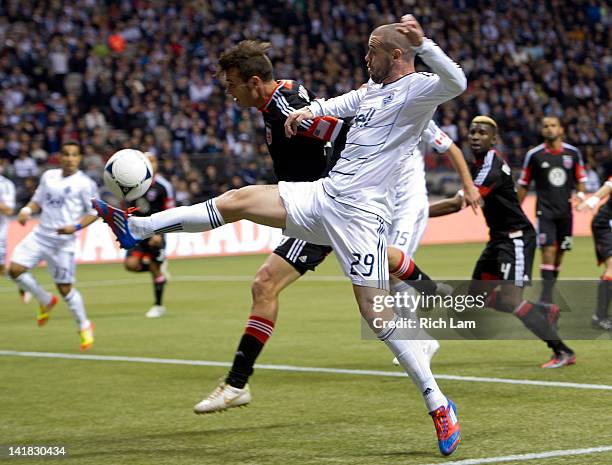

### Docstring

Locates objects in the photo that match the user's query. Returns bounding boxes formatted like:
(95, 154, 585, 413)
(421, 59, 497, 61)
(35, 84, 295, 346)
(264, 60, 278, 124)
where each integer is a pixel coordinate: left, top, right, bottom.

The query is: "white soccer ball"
(103, 149, 153, 201)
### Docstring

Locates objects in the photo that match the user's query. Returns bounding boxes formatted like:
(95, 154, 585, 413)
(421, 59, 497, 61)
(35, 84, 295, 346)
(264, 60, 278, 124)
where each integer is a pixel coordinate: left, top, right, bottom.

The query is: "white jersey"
(0, 175, 16, 239)
(31, 169, 97, 246)
(308, 39, 466, 223)
(399, 119, 454, 199)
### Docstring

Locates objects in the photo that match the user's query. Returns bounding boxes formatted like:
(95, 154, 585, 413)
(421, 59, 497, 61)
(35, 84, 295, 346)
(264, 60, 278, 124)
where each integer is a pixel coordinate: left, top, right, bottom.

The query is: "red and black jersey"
(258, 80, 347, 182)
(127, 174, 175, 216)
(518, 142, 586, 218)
(600, 176, 612, 216)
(472, 149, 533, 237)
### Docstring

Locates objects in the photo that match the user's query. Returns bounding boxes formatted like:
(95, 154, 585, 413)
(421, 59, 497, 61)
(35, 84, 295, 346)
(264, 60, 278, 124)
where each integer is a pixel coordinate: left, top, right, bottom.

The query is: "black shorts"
(126, 236, 166, 264)
(273, 237, 332, 274)
(536, 216, 573, 250)
(472, 230, 536, 287)
(592, 210, 612, 264)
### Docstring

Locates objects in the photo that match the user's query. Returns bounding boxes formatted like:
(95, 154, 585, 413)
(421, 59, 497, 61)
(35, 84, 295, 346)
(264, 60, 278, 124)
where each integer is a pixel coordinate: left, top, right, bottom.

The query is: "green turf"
(1, 237, 611, 464)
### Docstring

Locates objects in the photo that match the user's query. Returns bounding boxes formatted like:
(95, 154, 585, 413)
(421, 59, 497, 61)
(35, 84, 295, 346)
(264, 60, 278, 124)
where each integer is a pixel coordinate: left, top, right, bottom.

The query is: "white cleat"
(194, 381, 251, 414)
(392, 339, 441, 366)
(145, 305, 166, 318)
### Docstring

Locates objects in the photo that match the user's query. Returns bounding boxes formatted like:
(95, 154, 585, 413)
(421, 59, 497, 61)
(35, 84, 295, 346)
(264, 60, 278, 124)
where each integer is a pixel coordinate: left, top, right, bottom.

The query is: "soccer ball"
(103, 149, 153, 201)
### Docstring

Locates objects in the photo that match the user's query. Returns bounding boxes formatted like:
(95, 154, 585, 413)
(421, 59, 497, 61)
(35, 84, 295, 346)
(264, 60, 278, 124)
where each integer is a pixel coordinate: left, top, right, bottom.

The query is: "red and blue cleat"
(430, 398, 461, 456)
(92, 198, 141, 249)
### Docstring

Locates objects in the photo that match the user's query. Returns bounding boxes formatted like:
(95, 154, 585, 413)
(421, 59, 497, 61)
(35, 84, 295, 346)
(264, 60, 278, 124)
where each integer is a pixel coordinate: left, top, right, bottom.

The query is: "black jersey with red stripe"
(259, 80, 347, 182)
(472, 149, 533, 236)
(518, 142, 586, 218)
(127, 174, 175, 216)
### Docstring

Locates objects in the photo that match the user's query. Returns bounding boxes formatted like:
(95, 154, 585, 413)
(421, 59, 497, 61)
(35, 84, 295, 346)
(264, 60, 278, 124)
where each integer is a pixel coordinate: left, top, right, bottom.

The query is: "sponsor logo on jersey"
(353, 108, 376, 128)
(562, 155, 573, 169)
(548, 167, 567, 187)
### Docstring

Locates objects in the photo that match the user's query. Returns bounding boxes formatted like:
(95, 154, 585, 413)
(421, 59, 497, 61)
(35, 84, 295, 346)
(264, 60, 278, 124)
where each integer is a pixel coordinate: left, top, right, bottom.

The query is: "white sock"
(14, 273, 51, 306)
(64, 288, 90, 330)
(392, 280, 436, 342)
(128, 199, 225, 239)
(378, 319, 447, 412)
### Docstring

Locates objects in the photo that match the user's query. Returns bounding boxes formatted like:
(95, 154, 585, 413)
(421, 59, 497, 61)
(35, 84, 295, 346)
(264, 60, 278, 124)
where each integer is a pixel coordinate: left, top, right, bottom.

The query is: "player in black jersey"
(578, 175, 612, 330)
(517, 117, 586, 305)
(430, 116, 576, 368)
(124, 152, 175, 318)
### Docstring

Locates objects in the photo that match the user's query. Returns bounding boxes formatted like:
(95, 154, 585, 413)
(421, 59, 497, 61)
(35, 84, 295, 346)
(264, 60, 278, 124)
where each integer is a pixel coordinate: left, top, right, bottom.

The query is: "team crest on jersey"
(562, 155, 573, 169)
(548, 167, 567, 186)
(266, 126, 272, 144)
(382, 92, 395, 107)
(146, 189, 158, 201)
(541, 161, 550, 168)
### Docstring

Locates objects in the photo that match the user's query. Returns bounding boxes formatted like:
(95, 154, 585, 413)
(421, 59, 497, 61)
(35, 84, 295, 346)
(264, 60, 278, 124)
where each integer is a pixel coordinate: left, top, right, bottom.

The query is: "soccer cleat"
(194, 381, 251, 414)
(430, 398, 461, 456)
(79, 322, 95, 351)
(37, 294, 58, 326)
(91, 198, 140, 249)
(541, 351, 576, 369)
(392, 339, 440, 366)
(592, 315, 612, 331)
(146, 305, 166, 318)
(19, 289, 32, 304)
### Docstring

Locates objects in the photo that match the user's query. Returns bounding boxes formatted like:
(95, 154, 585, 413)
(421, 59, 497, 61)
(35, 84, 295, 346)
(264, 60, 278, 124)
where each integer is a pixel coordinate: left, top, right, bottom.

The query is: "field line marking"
(419, 445, 612, 465)
(1, 350, 612, 391)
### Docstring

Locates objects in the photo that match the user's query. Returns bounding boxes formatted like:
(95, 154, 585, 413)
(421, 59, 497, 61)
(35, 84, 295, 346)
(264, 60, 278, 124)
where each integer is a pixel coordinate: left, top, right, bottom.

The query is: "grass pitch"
(1, 237, 612, 464)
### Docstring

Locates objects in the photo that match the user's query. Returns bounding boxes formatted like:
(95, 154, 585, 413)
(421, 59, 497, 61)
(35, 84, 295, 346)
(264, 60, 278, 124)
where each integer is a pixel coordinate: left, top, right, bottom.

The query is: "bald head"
(370, 23, 415, 62)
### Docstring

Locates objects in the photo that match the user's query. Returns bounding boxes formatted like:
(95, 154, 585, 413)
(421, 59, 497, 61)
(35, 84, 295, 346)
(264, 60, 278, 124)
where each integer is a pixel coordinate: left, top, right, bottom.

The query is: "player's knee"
(57, 284, 72, 297)
(251, 265, 279, 304)
(8, 263, 25, 280)
(124, 257, 141, 272)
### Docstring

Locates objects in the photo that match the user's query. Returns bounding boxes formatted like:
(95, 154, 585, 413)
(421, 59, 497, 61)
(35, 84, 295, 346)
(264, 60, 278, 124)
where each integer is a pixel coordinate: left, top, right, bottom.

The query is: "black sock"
(154, 277, 166, 305)
(540, 268, 556, 303)
(226, 334, 265, 389)
(596, 279, 612, 319)
(226, 316, 274, 389)
(404, 262, 437, 296)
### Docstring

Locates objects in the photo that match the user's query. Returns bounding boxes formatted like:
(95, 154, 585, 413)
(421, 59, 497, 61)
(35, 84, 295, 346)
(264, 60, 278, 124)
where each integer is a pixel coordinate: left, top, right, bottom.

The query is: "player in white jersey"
(389, 120, 479, 361)
(94, 15, 465, 455)
(0, 169, 16, 275)
(8, 141, 99, 351)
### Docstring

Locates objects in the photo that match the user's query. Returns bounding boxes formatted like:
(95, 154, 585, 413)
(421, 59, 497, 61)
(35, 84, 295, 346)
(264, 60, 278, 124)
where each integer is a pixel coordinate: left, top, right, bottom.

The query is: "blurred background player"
(517, 117, 587, 305)
(578, 175, 612, 330)
(7, 141, 98, 350)
(124, 152, 175, 318)
(431, 116, 576, 368)
(0, 166, 16, 277)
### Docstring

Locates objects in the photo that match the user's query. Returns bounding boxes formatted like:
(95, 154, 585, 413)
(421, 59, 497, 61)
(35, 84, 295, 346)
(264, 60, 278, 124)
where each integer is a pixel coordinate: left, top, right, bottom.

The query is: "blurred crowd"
(0, 0, 609, 207)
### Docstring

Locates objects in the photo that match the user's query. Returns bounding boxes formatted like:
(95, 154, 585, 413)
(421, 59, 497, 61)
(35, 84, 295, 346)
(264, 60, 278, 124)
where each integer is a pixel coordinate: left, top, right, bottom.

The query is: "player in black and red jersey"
(125, 152, 175, 318)
(517, 117, 586, 305)
(578, 174, 612, 330)
(430, 116, 576, 368)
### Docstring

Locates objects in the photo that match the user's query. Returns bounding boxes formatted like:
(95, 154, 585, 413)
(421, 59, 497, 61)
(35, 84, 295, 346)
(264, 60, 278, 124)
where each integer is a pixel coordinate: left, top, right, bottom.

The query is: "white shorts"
(278, 179, 389, 290)
(388, 190, 429, 257)
(11, 232, 77, 283)
(0, 238, 6, 268)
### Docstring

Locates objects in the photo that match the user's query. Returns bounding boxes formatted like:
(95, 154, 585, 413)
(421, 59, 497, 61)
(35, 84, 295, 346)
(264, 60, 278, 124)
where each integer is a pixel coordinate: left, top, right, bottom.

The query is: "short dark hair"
(218, 40, 274, 82)
(62, 140, 81, 152)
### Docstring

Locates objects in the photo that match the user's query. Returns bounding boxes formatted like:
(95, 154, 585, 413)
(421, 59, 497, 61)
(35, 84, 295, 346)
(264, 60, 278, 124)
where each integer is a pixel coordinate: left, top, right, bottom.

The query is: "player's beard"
(369, 57, 393, 84)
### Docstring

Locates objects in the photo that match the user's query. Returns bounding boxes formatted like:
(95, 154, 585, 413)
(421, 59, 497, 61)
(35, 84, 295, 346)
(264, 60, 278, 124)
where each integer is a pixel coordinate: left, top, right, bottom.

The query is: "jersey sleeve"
(31, 171, 48, 205)
(517, 150, 535, 186)
(573, 148, 587, 183)
(422, 120, 453, 153)
(81, 177, 99, 216)
(308, 85, 367, 119)
(0, 179, 16, 210)
(406, 39, 467, 106)
(163, 182, 175, 210)
(473, 153, 501, 198)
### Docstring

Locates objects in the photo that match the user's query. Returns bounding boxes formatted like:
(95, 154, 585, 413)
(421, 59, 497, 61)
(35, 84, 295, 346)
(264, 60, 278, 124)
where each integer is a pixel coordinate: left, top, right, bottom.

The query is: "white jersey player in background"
(390, 120, 478, 362)
(8, 141, 98, 351)
(0, 167, 16, 275)
(94, 15, 466, 456)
